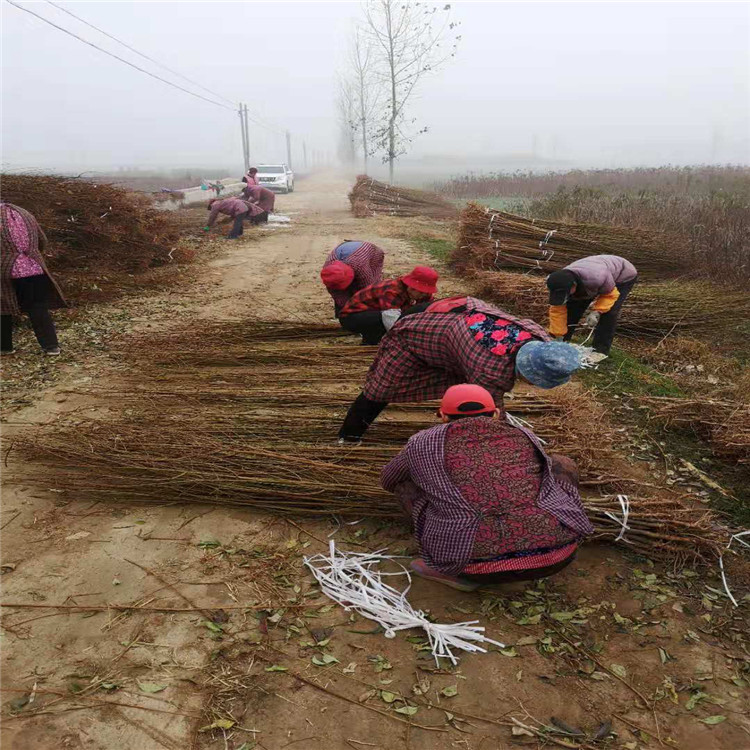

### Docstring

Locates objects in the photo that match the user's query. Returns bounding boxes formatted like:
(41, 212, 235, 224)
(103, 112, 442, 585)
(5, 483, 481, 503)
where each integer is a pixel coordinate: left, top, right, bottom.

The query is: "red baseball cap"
(401, 266, 439, 295)
(321, 261, 355, 291)
(440, 384, 496, 416)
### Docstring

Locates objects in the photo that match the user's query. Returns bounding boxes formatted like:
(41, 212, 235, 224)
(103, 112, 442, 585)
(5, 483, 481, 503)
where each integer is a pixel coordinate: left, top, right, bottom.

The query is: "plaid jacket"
(322, 241, 384, 311)
(339, 278, 415, 317)
(381, 418, 592, 575)
(363, 297, 550, 403)
(1, 203, 67, 316)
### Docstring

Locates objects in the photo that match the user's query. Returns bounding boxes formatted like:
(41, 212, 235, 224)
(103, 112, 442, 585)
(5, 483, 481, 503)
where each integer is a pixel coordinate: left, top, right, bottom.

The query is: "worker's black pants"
(1, 278, 60, 353)
(338, 392, 389, 441)
(563, 277, 637, 355)
(227, 213, 247, 239)
(339, 311, 387, 345)
(339, 302, 431, 346)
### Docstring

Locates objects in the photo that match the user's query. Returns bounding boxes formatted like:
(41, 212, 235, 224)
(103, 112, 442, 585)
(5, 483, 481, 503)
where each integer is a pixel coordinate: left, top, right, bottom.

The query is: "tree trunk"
(386, 0, 396, 184)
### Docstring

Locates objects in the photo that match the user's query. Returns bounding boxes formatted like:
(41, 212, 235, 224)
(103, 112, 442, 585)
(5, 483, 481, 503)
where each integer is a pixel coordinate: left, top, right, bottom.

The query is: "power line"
(5, 0, 235, 111)
(45, 0, 237, 108)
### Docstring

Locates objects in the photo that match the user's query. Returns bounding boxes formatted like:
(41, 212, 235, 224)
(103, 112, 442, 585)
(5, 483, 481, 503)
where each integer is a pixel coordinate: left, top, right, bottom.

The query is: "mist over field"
(2, 1, 748, 178)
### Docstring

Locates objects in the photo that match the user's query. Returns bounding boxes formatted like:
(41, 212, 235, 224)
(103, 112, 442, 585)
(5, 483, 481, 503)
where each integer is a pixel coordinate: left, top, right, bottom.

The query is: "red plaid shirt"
(339, 278, 415, 316)
(381, 418, 592, 575)
(363, 298, 550, 403)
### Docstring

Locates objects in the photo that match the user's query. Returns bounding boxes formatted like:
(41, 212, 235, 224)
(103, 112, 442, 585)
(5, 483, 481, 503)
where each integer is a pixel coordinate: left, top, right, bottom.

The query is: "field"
(432, 166, 750, 282)
(1, 173, 749, 750)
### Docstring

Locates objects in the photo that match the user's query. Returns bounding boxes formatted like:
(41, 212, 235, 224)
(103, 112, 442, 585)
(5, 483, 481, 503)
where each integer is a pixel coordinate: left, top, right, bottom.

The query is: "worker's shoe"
(588, 352, 608, 364)
(337, 436, 362, 446)
(44, 348, 61, 356)
(410, 559, 480, 592)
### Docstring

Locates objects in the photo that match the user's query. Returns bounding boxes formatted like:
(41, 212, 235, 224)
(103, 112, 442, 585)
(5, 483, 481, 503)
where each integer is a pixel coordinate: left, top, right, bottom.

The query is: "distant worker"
(320, 240, 385, 317)
(546, 255, 638, 363)
(1, 202, 66, 356)
(204, 198, 266, 239)
(338, 296, 581, 442)
(242, 167, 260, 186)
(242, 184, 275, 215)
(381, 384, 593, 590)
(337, 266, 438, 345)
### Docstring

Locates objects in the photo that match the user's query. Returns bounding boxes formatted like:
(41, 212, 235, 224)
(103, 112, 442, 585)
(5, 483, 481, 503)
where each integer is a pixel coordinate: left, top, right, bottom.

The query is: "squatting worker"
(338, 296, 581, 442)
(242, 167, 260, 186)
(1, 202, 66, 356)
(204, 198, 265, 239)
(381, 384, 593, 591)
(242, 184, 275, 215)
(546, 255, 638, 363)
(336, 266, 439, 345)
(320, 240, 385, 317)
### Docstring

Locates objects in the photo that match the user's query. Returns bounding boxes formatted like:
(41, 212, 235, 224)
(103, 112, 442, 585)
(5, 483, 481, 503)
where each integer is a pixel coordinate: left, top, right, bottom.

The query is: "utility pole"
(243, 105, 251, 169)
(238, 103, 248, 172)
(286, 131, 293, 170)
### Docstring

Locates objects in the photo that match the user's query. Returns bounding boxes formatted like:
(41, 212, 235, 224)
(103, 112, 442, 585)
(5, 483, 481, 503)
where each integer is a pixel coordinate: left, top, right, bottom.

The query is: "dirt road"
(2, 175, 747, 750)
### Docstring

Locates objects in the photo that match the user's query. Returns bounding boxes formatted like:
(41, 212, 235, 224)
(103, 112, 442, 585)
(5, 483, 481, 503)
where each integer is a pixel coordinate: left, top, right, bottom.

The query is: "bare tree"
(349, 27, 379, 174)
(364, 0, 460, 183)
(336, 77, 358, 167)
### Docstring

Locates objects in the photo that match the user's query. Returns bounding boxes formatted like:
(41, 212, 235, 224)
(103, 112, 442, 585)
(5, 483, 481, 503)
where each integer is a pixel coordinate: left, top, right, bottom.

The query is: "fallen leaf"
(499, 647, 518, 657)
(511, 726, 534, 737)
(138, 682, 167, 693)
(65, 531, 91, 541)
(358, 689, 377, 703)
(516, 670, 523, 682)
(394, 705, 418, 716)
(441, 685, 458, 698)
(699, 715, 727, 726)
(264, 665, 288, 672)
(199, 718, 235, 731)
(343, 662, 357, 674)
(515, 636, 537, 646)
(311, 653, 339, 666)
(591, 671, 609, 681)
(610, 664, 627, 679)
(380, 691, 397, 703)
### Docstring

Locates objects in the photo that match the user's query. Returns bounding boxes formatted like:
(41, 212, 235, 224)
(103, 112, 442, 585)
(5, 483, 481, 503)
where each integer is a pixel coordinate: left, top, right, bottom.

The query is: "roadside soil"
(1, 175, 748, 750)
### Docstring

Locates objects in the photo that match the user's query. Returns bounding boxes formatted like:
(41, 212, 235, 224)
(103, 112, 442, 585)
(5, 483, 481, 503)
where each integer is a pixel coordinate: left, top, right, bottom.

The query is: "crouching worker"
(337, 265, 439, 345)
(381, 384, 593, 591)
(546, 255, 637, 363)
(320, 240, 385, 317)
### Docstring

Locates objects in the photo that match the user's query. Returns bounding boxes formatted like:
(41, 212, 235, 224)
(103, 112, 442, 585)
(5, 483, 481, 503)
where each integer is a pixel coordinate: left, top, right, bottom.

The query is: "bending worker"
(320, 240, 385, 317)
(336, 266, 438, 345)
(205, 198, 265, 239)
(546, 255, 638, 362)
(338, 296, 581, 442)
(381, 384, 593, 591)
(242, 183, 276, 215)
(1, 202, 66, 356)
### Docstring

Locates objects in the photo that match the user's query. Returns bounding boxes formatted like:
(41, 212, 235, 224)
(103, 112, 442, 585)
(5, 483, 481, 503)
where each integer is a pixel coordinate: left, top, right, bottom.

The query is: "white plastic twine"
(603, 494, 631, 543)
(304, 542, 505, 665)
(719, 530, 750, 608)
(505, 413, 547, 443)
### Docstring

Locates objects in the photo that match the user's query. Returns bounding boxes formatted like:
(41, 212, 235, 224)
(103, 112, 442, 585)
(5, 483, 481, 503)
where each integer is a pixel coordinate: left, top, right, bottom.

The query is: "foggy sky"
(2, 1, 748, 175)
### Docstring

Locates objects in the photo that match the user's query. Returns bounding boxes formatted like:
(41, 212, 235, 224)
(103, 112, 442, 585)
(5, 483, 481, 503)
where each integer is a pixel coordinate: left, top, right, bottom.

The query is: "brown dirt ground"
(1, 175, 748, 750)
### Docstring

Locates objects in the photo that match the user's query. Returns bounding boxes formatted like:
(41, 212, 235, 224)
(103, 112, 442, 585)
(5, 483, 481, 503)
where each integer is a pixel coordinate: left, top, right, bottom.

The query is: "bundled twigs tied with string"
(453, 203, 683, 279)
(8, 321, 740, 568)
(348, 175, 459, 220)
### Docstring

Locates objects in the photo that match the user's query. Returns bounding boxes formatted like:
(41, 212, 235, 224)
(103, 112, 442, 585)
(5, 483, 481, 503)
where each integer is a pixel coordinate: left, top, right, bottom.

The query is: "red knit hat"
(440, 384, 496, 416)
(401, 266, 439, 295)
(321, 261, 355, 291)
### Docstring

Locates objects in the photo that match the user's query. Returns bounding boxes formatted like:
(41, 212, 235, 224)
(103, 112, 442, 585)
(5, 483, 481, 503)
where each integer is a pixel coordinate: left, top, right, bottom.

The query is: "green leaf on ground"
(311, 654, 339, 666)
(499, 647, 518, 657)
(441, 685, 458, 698)
(699, 715, 727, 726)
(610, 664, 627, 679)
(138, 682, 167, 693)
(199, 718, 235, 731)
(394, 705, 418, 716)
(264, 665, 288, 672)
(380, 691, 397, 703)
